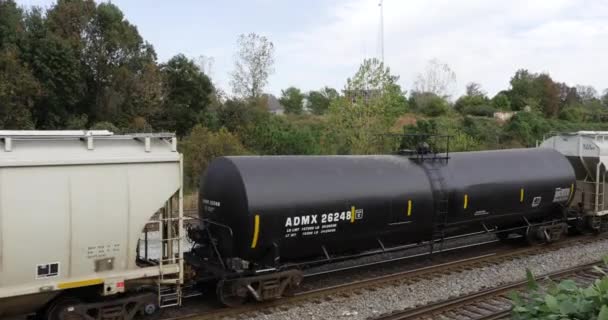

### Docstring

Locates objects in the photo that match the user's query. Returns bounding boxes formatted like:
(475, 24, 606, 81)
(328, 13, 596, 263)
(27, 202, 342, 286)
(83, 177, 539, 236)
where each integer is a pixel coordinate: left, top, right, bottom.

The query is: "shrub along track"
(160, 234, 607, 320)
(371, 260, 606, 320)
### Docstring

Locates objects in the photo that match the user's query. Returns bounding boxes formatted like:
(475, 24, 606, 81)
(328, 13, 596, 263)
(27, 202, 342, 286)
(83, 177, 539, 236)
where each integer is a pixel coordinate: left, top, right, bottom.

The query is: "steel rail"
(373, 261, 605, 320)
(165, 234, 606, 320)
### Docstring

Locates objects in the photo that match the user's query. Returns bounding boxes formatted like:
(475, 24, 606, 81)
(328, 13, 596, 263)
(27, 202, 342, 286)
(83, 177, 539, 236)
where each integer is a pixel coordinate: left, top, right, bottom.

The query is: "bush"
(491, 92, 512, 110)
(504, 112, 550, 146)
(454, 95, 488, 113)
(180, 126, 250, 191)
(559, 104, 586, 122)
(462, 104, 496, 117)
(512, 260, 608, 319)
(243, 115, 322, 155)
(412, 92, 450, 116)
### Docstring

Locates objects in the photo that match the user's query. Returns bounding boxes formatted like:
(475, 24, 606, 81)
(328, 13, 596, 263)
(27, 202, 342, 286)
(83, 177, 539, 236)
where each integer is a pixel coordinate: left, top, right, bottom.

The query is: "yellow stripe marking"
(407, 200, 412, 217)
(350, 206, 356, 223)
(520, 188, 525, 203)
(251, 214, 260, 249)
(464, 194, 468, 209)
(568, 183, 575, 202)
(58, 278, 103, 290)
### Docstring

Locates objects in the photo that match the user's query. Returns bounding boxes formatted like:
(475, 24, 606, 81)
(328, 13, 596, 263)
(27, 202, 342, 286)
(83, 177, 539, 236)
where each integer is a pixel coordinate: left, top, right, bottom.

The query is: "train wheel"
(216, 280, 247, 307)
(525, 227, 541, 245)
(44, 296, 85, 320)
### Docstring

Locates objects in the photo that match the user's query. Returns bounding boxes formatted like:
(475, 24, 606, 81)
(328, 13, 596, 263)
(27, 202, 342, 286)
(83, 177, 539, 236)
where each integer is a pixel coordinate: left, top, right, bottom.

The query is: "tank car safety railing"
(382, 133, 453, 163)
(201, 218, 235, 270)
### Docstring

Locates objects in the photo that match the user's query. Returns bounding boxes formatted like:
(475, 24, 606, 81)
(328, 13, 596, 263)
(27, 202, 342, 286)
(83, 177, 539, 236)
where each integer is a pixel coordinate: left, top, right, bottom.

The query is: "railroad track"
(164, 234, 607, 320)
(372, 260, 606, 320)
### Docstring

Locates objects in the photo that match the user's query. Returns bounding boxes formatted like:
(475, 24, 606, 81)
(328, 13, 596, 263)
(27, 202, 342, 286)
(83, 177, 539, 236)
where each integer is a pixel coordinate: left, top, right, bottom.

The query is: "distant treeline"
(2, 0, 608, 190)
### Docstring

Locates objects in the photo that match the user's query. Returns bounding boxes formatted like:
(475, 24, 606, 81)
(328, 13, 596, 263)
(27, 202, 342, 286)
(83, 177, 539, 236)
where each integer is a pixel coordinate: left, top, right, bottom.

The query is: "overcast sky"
(19, 0, 608, 97)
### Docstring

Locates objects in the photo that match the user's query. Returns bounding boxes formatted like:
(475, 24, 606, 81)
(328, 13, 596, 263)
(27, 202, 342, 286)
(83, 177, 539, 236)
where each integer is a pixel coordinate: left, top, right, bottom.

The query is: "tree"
(465, 82, 485, 97)
(324, 97, 395, 154)
(537, 74, 560, 117)
(307, 87, 338, 115)
(507, 70, 561, 117)
(82, 2, 160, 126)
(413, 59, 456, 98)
(0, 0, 24, 50)
(230, 33, 274, 100)
(508, 69, 540, 111)
(346, 58, 398, 96)
(244, 115, 321, 155)
(154, 54, 213, 136)
(491, 92, 511, 110)
(322, 59, 405, 154)
(279, 86, 304, 114)
(602, 89, 608, 108)
(24, 4, 92, 128)
(215, 98, 268, 135)
(454, 82, 491, 115)
(344, 58, 407, 117)
(575, 85, 598, 103)
(411, 92, 450, 116)
(180, 125, 249, 190)
(0, 48, 39, 129)
(0, 1, 39, 129)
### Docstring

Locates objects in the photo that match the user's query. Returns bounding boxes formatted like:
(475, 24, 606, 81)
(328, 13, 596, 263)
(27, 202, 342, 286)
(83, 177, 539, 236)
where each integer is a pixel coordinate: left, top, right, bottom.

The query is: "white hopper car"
(0, 131, 185, 319)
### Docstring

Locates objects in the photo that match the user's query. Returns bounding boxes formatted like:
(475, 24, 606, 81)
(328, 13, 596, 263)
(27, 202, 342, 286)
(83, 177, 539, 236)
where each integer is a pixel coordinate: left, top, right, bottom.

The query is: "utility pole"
(379, 0, 384, 64)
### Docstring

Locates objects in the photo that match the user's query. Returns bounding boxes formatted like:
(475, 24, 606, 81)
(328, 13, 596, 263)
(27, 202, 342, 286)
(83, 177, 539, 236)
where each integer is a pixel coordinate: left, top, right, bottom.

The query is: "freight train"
(1, 130, 608, 319)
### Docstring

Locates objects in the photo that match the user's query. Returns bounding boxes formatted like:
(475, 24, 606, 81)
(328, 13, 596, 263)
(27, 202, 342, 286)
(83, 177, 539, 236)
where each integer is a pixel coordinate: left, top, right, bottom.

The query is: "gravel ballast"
(235, 238, 608, 320)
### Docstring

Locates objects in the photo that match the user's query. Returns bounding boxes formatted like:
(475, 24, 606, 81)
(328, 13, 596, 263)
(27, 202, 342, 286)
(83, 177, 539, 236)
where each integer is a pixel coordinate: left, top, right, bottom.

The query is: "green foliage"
(307, 87, 338, 115)
(559, 104, 586, 122)
(344, 58, 407, 118)
(243, 115, 321, 155)
(230, 33, 274, 100)
(504, 112, 550, 146)
(454, 93, 494, 117)
(402, 117, 481, 152)
(215, 98, 267, 133)
(492, 92, 512, 110)
(512, 263, 608, 320)
(323, 97, 395, 154)
(180, 126, 250, 191)
(0, 0, 24, 49)
(279, 86, 304, 114)
(0, 48, 39, 129)
(155, 54, 213, 136)
(5, 0, 608, 190)
(508, 69, 561, 117)
(411, 92, 450, 116)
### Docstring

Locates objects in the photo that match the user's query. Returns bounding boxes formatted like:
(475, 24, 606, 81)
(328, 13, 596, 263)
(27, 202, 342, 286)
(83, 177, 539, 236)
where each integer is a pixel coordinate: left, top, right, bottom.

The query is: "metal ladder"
(425, 161, 449, 254)
(596, 182, 605, 213)
(157, 203, 184, 308)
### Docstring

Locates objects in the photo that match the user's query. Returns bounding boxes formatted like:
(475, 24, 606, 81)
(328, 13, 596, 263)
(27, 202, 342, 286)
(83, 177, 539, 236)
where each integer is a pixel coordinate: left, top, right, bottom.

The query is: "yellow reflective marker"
(407, 200, 412, 217)
(464, 194, 468, 209)
(350, 206, 356, 223)
(520, 188, 525, 203)
(251, 214, 260, 249)
(58, 278, 103, 290)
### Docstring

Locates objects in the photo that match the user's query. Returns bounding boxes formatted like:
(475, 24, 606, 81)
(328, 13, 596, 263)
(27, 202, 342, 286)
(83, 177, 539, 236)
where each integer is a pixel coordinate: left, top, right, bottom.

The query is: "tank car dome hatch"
(540, 131, 608, 216)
